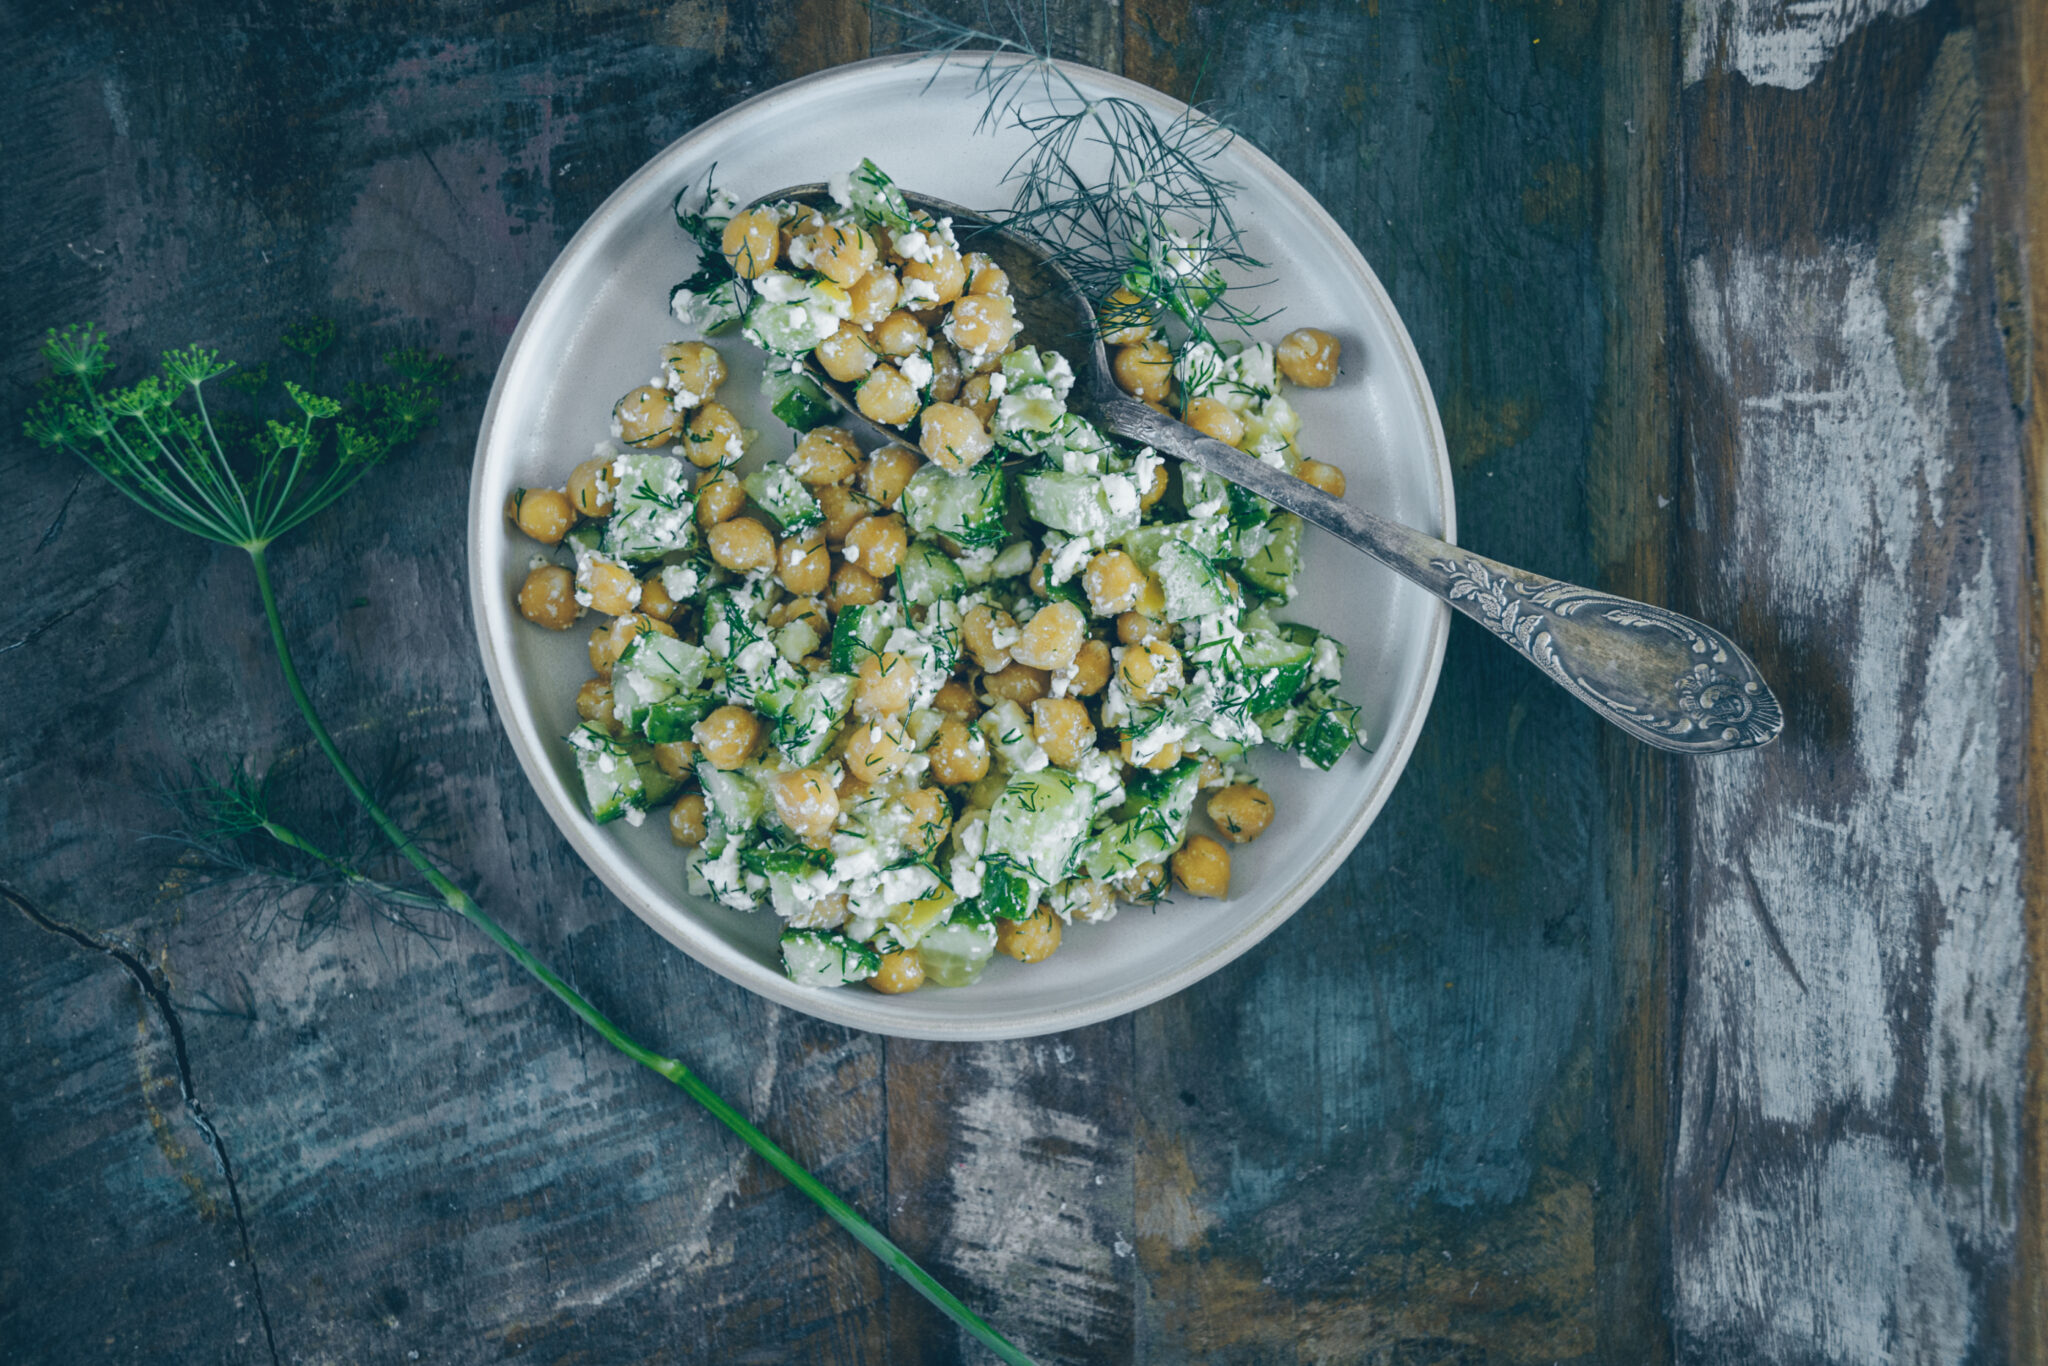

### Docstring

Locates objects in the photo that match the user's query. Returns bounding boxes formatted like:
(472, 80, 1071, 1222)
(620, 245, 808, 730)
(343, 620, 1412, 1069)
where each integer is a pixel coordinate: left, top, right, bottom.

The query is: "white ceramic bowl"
(468, 54, 1453, 1040)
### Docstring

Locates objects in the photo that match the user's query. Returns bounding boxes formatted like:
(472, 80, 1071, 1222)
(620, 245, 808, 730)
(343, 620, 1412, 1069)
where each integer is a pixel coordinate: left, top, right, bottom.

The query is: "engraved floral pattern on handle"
(1433, 557, 1783, 751)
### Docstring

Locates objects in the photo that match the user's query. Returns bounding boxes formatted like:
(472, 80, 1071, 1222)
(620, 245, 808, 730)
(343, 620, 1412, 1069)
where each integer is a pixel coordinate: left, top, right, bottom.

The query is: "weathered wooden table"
(4, 2, 2042, 1361)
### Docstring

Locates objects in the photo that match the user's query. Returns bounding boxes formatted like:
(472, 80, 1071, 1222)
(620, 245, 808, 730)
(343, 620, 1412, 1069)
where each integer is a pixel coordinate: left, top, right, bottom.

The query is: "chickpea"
(1116, 609, 1169, 646)
(1028, 545, 1063, 599)
(517, 564, 579, 629)
(575, 677, 620, 731)
(855, 650, 919, 717)
(931, 679, 980, 720)
(1296, 459, 1347, 498)
(685, 401, 746, 469)
(959, 372, 1000, 423)
(902, 240, 967, 305)
(803, 222, 878, 287)
(1183, 395, 1246, 446)
(857, 365, 921, 426)
(777, 529, 830, 595)
(669, 793, 709, 847)
(1121, 736, 1184, 771)
(1137, 458, 1169, 510)
(638, 573, 678, 622)
(918, 402, 993, 471)
(813, 321, 878, 384)
(828, 561, 884, 612)
(868, 949, 925, 994)
(1119, 638, 1184, 698)
(660, 340, 725, 405)
(945, 293, 1018, 356)
(816, 483, 877, 546)
(567, 457, 616, 518)
(961, 603, 1018, 672)
(768, 595, 831, 639)
(707, 516, 774, 573)
(776, 204, 826, 259)
(1068, 639, 1112, 697)
(1196, 754, 1228, 789)
(1112, 340, 1174, 402)
(585, 558, 641, 616)
(1206, 784, 1274, 843)
(693, 705, 763, 771)
(929, 717, 990, 785)
(985, 662, 1050, 707)
(614, 384, 679, 447)
(842, 715, 913, 784)
(795, 890, 851, 930)
(588, 611, 672, 676)
(848, 267, 901, 326)
(843, 512, 909, 578)
(505, 487, 574, 545)
(1083, 551, 1144, 616)
(695, 465, 747, 527)
(771, 767, 841, 848)
(1099, 285, 1155, 345)
(1276, 327, 1341, 387)
(1172, 835, 1232, 898)
(901, 786, 953, 857)
(997, 906, 1063, 963)
(928, 341, 963, 402)
(653, 740, 698, 781)
(871, 310, 928, 358)
(789, 427, 861, 486)
(1011, 601, 1086, 671)
(720, 207, 780, 279)
(862, 445, 922, 507)
(1031, 698, 1093, 769)
(964, 252, 1010, 296)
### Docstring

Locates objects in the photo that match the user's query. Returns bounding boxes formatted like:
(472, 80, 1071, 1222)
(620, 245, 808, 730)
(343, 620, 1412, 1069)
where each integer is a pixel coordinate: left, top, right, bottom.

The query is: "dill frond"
(875, 2, 1277, 344)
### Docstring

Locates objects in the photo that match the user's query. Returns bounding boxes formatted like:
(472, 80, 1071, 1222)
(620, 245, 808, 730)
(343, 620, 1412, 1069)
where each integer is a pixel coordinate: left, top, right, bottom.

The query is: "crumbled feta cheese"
(898, 351, 934, 391)
(828, 171, 853, 207)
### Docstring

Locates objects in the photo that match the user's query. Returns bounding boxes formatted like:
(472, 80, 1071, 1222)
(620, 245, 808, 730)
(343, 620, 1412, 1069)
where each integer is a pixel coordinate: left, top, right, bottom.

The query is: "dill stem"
(243, 544, 1036, 1366)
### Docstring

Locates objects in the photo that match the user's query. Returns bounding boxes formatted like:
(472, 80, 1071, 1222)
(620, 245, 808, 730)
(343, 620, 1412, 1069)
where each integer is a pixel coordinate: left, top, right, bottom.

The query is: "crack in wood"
(1735, 852, 1810, 996)
(3, 883, 282, 1366)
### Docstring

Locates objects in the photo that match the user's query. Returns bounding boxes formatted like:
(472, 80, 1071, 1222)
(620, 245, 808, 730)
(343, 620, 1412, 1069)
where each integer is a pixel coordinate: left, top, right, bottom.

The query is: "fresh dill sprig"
(876, 2, 1276, 345)
(24, 324, 447, 551)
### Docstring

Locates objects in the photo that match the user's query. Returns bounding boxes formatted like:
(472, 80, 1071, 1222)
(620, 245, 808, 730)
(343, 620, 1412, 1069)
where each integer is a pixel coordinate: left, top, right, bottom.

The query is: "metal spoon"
(751, 185, 1783, 754)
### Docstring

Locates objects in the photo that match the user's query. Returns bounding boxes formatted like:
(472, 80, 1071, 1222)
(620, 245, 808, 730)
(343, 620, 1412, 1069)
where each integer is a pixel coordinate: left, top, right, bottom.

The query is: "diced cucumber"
(1292, 690, 1364, 770)
(773, 674, 855, 766)
(984, 769, 1094, 889)
(669, 277, 746, 334)
(743, 274, 851, 357)
(612, 633, 711, 730)
(974, 862, 1037, 921)
(1235, 631, 1314, 713)
(698, 764, 766, 833)
(779, 928, 881, 988)
(896, 540, 967, 606)
(1081, 758, 1201, 881)
(1242, 513, 1302, 597)
(843, 158, 917, 234)
(918, 918, 998, 987)
(634, 745, 683, 806)
(1153, 540, 1236, 622)
(743, 464, 823, 534)
(900, 462, 1007, 549)
(563, 522, 604, 559)
(605, 451, 696, 561)
(566, 723, 646, 825)
(877, 888, 957, 952)
(1121, 518, 1233, 571)
(764, 366, 835, 432)
(828, 600, 900, 673)
(1022, 471, 1140, 539)
(642, 692, 717, 744)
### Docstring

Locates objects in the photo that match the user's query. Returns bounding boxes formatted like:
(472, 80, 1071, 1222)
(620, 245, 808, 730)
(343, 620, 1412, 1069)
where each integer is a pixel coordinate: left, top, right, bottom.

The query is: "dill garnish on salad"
(505, 159, 1363, 993)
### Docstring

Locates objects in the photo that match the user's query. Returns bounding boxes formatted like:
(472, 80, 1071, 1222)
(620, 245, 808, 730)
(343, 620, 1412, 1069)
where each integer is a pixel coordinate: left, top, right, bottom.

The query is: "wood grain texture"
(3, 0, 2042, 1361)
(1673, 2, 2033, 1362)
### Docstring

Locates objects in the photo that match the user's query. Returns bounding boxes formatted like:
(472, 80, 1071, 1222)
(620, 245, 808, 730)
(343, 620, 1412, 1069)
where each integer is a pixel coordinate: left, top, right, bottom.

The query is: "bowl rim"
(465, 52, 1455, 1040)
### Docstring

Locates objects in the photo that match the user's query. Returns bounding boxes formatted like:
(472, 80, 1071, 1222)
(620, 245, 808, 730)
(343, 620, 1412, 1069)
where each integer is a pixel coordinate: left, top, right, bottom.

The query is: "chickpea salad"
(505, 158, 1364, 994)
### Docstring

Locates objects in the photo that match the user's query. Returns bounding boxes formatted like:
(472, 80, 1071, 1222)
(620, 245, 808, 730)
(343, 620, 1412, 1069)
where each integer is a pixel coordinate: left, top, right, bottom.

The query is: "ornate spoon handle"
(1102, 398, 1784, 754)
